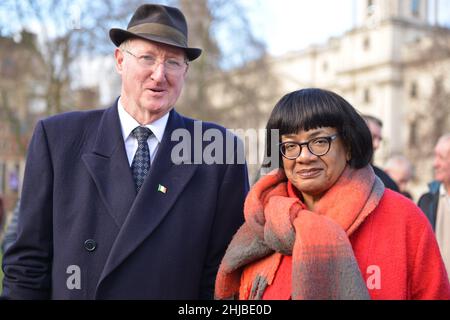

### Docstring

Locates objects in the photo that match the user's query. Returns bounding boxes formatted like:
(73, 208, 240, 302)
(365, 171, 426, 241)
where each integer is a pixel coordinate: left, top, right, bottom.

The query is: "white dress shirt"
(117, 99, 169, 166)
(436, 183, 450, 281)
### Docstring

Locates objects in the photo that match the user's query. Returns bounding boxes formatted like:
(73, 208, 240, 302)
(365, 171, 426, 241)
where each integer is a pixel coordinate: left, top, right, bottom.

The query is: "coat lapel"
(97, 110, 198, 288)
(82, 104, 136, 227)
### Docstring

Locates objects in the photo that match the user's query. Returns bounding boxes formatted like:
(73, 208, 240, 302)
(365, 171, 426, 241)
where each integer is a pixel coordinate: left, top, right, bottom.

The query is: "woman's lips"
(296, 168, 322, 179)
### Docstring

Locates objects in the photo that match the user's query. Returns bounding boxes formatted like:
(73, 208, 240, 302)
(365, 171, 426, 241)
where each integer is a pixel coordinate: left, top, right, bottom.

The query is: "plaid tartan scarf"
(215, 165, 384, 300)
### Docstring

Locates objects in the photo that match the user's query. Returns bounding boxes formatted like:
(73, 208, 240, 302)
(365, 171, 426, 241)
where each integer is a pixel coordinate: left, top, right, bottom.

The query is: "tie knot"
(132, 126, 152, 142)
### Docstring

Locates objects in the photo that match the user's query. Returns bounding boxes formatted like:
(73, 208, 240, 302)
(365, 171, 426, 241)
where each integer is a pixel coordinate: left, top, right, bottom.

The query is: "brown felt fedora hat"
(110, 4, 202, 61)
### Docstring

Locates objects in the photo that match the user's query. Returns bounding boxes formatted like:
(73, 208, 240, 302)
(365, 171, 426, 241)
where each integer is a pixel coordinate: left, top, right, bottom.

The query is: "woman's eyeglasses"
(279, 134, 339, 160)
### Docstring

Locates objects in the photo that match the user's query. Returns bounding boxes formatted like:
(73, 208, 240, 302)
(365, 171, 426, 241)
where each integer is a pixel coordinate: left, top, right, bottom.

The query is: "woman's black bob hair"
(263, 88, 373, 169)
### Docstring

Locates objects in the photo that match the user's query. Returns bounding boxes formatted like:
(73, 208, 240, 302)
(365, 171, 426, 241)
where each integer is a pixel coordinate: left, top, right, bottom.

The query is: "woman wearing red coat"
(215, 88, 450, 300)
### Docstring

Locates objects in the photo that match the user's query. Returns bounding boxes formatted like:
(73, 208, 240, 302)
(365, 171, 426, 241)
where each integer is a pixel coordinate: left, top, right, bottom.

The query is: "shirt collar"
(439, 183, 449, 197)
(117, 98, 169, 143)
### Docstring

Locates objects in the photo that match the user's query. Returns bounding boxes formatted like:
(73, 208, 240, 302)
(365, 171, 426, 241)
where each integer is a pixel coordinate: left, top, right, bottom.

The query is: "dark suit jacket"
(418, 181, 441, 230)
(1, 104, 249, 299)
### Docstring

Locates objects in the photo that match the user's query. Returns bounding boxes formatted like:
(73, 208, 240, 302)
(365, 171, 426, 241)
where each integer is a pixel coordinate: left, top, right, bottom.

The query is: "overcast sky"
(242, 0, 450, 56)
(242, 0, 354, 56)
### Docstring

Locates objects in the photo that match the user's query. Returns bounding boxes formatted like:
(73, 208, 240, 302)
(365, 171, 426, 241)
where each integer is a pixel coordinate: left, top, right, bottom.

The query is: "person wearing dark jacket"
(362, 115, 399, 192)
(418, 133, 450, 281)
(418, 181, 441, 229)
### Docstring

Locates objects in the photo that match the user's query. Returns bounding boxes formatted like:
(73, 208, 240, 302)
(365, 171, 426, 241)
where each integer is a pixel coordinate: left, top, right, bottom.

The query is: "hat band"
(128, 23, 187, 47)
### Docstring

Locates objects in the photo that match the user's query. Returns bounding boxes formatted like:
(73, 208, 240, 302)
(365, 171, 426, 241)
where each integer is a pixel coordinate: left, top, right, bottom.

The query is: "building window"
(411, 0, 420, 17)
(364, 88, 371, 103)
(363, 37, 371, 50)
(410, 82, 418, 99)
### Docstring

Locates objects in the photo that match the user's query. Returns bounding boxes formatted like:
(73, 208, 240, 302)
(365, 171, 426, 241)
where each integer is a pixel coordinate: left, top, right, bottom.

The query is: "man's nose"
(151, 62, 166, 82)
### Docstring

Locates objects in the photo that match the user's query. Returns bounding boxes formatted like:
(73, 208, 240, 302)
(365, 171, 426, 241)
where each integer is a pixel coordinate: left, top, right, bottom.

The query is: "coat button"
(84, 239, 97, 252)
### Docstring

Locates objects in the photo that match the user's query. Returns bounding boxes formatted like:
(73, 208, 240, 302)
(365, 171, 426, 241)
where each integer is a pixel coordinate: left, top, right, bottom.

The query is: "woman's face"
(281, 127, 349, 202)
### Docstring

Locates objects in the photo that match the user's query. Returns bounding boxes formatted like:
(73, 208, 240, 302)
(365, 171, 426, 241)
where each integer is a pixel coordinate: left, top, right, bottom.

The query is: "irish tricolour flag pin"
(158, 184, 168, 194)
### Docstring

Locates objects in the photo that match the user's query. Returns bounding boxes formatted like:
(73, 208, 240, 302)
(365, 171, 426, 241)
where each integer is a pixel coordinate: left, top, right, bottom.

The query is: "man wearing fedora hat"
(2, 4, 249, 299)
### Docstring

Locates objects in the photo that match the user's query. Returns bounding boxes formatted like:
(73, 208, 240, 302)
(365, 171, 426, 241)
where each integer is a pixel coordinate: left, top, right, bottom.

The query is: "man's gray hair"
(119, 39, 132, 51)
(385, 154, 413, 174)
(362, 114, 383, 128)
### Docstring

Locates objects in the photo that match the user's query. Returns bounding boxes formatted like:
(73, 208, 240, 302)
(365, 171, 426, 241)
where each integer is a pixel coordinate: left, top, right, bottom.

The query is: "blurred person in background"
(363, 115, 399, 192)
(419, 133, 450, 281)
(215, 88, 450, 300)
(385, 155, 414, 199)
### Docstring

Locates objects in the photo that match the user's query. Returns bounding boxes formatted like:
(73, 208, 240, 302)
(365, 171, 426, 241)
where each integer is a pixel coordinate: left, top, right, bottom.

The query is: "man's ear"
(114, 48, 124, 74)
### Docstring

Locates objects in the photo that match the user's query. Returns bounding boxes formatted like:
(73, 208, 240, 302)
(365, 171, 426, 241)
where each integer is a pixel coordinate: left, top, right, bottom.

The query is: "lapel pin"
(158, 184, 168, 194)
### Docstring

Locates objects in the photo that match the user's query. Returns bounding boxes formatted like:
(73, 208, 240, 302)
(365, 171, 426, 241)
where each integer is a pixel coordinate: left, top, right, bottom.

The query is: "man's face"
(434, 139, 450, 185)
(366, 121, 383, 151)
(115, 38, 188, 122)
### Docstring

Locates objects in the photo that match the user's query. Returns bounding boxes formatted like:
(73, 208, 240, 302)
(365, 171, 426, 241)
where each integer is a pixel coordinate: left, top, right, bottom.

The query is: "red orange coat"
(262, 189, 450, 300)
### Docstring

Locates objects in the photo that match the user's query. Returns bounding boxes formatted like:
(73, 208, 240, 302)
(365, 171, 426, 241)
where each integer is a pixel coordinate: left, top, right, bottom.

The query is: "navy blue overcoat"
(2, 103, 248, 299)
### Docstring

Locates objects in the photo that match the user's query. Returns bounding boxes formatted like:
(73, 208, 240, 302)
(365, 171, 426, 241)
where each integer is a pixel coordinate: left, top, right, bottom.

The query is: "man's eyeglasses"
(122, 49, 188, 74)
(279, 134, 339, 160)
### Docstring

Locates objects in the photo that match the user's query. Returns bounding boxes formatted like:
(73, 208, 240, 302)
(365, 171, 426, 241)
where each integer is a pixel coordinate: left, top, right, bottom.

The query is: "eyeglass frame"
(122, 49, 188, 74)
(279, 133, 340, 160)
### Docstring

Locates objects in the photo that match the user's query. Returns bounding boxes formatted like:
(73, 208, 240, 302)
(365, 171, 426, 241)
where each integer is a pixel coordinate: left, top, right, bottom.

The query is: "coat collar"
(82, 103, 136, 227)
(429, 181, 441, 195)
